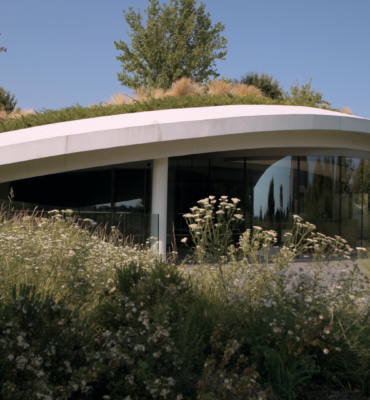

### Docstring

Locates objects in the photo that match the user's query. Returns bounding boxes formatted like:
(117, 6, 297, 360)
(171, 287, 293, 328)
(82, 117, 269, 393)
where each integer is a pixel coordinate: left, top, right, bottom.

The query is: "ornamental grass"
(0, 201, 369, 399)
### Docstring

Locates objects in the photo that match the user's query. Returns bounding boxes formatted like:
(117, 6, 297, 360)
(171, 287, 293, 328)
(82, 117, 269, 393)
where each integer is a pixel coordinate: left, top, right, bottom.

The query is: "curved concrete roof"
(1, 105, 370, 183)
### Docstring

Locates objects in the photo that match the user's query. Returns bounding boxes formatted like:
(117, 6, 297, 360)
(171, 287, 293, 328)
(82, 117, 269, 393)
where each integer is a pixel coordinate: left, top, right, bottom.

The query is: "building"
(1, 105, 370, 252)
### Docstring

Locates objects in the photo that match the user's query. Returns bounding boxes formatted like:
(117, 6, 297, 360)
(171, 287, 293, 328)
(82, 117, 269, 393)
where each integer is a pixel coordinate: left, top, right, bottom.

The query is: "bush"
(0, 87, 17, 114)
(181, 197, 370, 398)
(0, 285, 95, 399)
(239, 72, 284, 100)
(0, 202, 369, 399)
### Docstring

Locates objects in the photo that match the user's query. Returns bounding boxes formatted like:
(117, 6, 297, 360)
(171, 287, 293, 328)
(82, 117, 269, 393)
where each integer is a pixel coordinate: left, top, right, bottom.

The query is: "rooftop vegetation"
(0, 78, 350, 134)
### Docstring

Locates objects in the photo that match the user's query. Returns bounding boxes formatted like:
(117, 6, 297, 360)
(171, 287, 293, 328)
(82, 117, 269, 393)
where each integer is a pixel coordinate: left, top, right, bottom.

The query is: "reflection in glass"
(169, 155, 370, 249)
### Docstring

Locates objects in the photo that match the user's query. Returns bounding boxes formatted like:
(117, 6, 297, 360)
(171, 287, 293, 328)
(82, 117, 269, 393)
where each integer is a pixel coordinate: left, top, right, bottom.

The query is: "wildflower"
(323, 349, 329, 355)
(356, 247, 366, 252)
(209, 196, 215, 199)
(181, 237, 187, 243)
(287, 330, 293, 335)
(296, 337, 300, 342)
(231, 198, 241, 203)
(216, 210, 225, 214)
(234, 214, 244, 219)
(221, 196, 228, 199)
(253, 226, 263, 230)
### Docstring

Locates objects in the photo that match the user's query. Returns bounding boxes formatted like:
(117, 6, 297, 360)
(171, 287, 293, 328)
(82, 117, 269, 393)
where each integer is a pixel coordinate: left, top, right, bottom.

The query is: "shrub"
(182, 199, 370, 398)
(0, 87, 17, 114)
(287, 79, 330, 108)
(239, 72, 284, 99)
(0, 208, 162, 312)
(0, 285, 95, 400)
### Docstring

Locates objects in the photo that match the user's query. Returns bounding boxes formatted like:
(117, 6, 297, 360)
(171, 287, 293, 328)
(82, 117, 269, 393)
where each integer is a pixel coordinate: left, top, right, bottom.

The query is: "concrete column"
(151, 158, 168, 255)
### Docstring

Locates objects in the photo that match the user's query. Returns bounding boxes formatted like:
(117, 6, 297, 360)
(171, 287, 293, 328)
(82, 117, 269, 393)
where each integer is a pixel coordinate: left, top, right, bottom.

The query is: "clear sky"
(1, 0, 369, 118)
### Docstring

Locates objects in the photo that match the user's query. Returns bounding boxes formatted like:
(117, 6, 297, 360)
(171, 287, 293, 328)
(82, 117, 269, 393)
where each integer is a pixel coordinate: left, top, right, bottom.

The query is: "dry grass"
(134, 87, 167, 101)
(208, 79, 232, 96)
(0, 107, 34, 122)
(104, 92, 133, 106)
(166, 77, 204, 97)
(341, 107, 352, 115)
(231, 83, 263, 97)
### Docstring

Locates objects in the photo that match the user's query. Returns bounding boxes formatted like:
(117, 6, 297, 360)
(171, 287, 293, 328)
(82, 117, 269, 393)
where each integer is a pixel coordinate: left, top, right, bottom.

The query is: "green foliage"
(0, 285, 95, 399)
(115, 0, 227, 89)
(0, 205, 369, 398)
(0, 93, 282, 133)
(239, 72, 284, 99)
(262, 347, 315, 400)
(0, 87, 17, 114)
(287, 78, 330, 107)
(182, 195, 245, 263)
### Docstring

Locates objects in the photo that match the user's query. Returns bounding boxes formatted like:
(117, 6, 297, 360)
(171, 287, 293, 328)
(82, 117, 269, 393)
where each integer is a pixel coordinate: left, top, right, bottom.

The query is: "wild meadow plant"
(180, 196, 370, 399)
(0, 208, 162, 311)
(0, 201, 370, 399)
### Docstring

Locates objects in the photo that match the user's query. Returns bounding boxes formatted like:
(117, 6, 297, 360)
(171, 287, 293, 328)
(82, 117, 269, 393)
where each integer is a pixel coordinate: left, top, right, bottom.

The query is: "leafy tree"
(115, 0, 228, 90)
(0, 87, 17, 113)
(239, 72, 284, 99)
(287, 78, 330, 108)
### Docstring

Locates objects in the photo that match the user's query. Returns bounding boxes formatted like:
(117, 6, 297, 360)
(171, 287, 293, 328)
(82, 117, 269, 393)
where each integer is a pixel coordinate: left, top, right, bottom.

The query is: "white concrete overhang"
(1, 105, 370, 183)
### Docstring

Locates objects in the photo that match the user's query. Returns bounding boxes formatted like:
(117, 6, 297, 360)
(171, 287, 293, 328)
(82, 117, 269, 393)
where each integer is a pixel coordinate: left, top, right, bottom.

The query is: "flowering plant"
(182, 196, 244, 263)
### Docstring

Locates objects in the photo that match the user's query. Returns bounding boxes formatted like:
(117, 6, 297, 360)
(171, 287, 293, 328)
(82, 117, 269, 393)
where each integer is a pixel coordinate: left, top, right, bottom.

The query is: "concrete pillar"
(151, 158, 168, 255)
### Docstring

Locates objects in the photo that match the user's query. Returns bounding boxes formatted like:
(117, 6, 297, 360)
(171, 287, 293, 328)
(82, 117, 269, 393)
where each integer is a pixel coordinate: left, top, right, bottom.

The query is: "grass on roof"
(0, 93, 326, 134)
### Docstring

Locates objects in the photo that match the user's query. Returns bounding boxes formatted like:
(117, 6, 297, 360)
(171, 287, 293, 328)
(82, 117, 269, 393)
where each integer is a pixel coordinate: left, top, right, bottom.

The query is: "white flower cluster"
(182, 196, 244, 262)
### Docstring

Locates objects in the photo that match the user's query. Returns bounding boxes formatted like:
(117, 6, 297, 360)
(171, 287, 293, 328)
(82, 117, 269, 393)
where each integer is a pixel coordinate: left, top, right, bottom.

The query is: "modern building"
(1, 105, 370, 252)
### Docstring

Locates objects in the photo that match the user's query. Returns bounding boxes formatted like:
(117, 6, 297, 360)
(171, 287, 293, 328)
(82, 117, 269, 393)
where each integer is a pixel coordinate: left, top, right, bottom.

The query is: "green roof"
(0, 94, 336, 134)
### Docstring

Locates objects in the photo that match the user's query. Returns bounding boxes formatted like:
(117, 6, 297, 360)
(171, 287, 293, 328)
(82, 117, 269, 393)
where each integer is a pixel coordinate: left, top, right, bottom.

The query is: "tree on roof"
(238, 72, 284, 100)
(115, 0, 228, 90)
(0, 87, 17, 114)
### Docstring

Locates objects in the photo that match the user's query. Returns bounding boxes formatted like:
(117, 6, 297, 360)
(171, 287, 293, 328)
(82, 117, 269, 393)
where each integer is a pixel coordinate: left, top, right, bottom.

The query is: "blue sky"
(2, 0, 369, 118)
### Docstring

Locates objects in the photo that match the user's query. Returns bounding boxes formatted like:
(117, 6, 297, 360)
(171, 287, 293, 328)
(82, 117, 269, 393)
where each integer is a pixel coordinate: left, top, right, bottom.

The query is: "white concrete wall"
(1, 105, 370, 184)
(151, 158, 168, 255)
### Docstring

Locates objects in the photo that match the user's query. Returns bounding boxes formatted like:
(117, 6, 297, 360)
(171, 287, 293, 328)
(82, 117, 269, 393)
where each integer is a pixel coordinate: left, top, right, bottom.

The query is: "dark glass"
(341, 158, 363, 247)
(115, 169, 147, 213)
(294, 156, 339, 240)
(10, 171, 80, 208)
(79, 170, 112, 211)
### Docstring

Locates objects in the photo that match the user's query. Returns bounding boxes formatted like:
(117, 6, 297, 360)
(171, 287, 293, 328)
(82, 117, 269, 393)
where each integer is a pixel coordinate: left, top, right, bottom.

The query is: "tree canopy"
(115, 0, 228, 90)
(239, 72, 284, 99)
(0, 87, 17, 114)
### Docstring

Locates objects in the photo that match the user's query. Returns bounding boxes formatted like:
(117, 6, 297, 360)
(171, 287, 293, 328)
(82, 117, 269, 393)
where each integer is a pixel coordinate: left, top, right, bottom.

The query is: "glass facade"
(0, 162, 158, 243)
(2, 152, 370, 250)
(168, 155, 370, 249)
